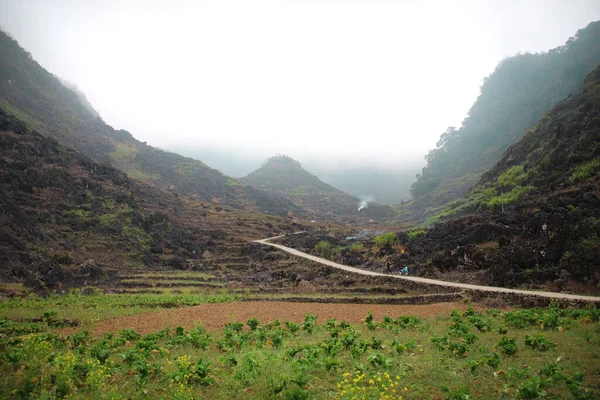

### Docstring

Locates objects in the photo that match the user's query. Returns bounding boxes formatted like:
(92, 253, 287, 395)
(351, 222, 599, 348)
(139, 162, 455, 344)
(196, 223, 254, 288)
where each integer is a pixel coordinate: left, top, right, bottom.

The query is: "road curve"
(254, 235, 600, 303)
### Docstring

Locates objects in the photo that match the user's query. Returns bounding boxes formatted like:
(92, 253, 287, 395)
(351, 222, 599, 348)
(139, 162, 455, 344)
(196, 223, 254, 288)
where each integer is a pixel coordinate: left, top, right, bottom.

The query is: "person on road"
(401, 266, 409, 276)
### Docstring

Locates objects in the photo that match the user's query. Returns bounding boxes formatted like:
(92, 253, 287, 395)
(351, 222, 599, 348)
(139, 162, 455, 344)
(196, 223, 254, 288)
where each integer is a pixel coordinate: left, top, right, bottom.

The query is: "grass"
(0, 290, 244, 327)
(569, 157, 600, 184)
(1, 296, 599, 399)
(406, 229, 426, 240)
(349, 243, 364, 252)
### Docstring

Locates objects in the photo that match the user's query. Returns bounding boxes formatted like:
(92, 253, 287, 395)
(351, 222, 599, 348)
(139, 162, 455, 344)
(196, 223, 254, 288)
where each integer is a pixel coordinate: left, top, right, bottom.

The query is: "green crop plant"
(524, 334, 556, 352)
(1, 295, 599, 399)
(498, 335, 519, 356)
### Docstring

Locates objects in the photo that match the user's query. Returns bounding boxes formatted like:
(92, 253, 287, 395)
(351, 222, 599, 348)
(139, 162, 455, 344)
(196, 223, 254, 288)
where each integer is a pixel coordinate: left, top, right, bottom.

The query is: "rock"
(24, 275, 44, 290)
(295, 280, 317, 294)
(227, 281, 243, 289)
(559, 269, 571, 280)
(80, 287, 96, 296)
(378, 243, 395, 257)
(78, 259, 98, 275)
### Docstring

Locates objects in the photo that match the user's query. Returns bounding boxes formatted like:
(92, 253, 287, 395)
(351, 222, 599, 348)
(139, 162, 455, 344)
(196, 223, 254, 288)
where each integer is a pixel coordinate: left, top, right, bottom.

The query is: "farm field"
(1, 290, 599, 399)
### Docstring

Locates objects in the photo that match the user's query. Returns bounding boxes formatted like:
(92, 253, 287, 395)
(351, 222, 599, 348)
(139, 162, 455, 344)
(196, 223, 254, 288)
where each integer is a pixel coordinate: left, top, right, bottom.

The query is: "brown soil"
(84, 301, 470, 336)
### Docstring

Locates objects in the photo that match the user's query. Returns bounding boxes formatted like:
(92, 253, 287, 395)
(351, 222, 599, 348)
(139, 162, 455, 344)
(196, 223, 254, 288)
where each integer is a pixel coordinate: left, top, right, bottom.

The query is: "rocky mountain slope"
(395, 65, 600, 293)
(241, 155, 392, 221)
(402, 21, 600, 221)
(0, 109, 304, 292)
(0, 31, 301, 218)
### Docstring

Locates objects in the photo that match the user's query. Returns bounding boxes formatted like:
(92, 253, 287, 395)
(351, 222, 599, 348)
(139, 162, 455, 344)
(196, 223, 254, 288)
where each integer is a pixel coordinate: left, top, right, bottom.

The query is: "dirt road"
(254, 236, 600, 303)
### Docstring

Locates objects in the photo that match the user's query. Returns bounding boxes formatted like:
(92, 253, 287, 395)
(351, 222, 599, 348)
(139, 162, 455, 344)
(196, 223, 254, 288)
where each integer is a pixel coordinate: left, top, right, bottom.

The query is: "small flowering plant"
(336, 371, 409, 400)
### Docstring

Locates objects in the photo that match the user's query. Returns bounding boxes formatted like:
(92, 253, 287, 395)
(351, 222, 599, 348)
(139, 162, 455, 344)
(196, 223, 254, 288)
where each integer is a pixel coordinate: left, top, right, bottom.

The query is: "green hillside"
(394, 65, 600, 293)
(0, 31, 301, 218)
(241, 155, 392, 221)
(403, 21, 600, 221)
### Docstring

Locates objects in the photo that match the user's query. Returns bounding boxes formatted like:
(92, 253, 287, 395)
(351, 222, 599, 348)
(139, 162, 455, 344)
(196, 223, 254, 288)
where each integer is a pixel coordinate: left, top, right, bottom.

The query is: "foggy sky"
(1, 0, 599, 171)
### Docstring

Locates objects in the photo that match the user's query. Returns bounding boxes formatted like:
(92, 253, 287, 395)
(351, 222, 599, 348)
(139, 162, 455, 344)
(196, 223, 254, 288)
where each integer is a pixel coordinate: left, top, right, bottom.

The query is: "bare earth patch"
(86, 301, 471, 336)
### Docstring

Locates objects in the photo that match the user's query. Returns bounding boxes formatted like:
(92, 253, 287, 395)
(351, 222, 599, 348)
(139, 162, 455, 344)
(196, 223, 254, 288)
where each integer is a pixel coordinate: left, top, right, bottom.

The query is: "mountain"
(169, 145, 419, 205)
(402, 21, 600, 221)
(241, 155, 392, 221)
(0, 30, 301, 218)
(0, 109, 306, 291)
(398, 64, 600, 293)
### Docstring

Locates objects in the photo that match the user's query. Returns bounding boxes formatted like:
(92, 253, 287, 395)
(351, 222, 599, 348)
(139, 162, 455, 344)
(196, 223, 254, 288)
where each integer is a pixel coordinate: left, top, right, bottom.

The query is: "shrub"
(314, 241, 331, 259)
(497, 165, 526, 188)
(486, 185, 534, 211)
(569, 158, 600, 184)
(374, 232, 398, 246)
(349, 243, 364, 252)
(407, 229, 427, 240)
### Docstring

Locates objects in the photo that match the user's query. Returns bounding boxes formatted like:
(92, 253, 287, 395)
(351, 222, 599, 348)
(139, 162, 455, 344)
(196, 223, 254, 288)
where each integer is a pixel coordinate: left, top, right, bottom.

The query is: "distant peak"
(264, 154, 302, 169)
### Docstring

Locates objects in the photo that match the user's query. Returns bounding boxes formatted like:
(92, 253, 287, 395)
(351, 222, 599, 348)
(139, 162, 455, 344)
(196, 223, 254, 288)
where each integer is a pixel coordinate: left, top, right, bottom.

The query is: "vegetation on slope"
(403, 21, 600, 221)
(0, 110, 204, 286)
(429, 63, 600, 222)
(242, 155, 392, 221)
(283, 64, 599, 293)
(0, 109, 303, 293)
(384, 66, 600, 292)
(0, 30, 301, 217)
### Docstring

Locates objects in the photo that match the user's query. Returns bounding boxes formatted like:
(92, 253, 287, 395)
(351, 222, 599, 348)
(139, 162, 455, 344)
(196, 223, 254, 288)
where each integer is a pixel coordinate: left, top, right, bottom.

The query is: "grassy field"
(0, 291, 244, 326)
(1, 292, 599, 399)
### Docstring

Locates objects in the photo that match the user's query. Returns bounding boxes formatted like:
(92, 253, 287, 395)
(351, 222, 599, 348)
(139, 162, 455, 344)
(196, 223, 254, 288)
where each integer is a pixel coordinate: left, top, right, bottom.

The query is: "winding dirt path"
(254, 236, 600, 303)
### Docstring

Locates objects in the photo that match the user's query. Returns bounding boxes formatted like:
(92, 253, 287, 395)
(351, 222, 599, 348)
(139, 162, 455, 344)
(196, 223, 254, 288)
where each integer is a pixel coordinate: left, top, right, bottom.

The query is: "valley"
(1, 10, 600, 400)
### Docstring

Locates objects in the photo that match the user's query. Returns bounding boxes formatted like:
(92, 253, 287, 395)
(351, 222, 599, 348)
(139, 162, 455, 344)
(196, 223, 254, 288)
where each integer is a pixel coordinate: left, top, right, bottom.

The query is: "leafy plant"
(391, 339, 416, 355)
(440, 385, 473, 400)
(497, 335, 518, 356)
(363, 312, 378, 331)
(170, 355, 214, 386)
(524, 335, 556, 352)
(516, 376, 549, 399)
(301, 313, 318, 334)
(247, 317, 261, 331)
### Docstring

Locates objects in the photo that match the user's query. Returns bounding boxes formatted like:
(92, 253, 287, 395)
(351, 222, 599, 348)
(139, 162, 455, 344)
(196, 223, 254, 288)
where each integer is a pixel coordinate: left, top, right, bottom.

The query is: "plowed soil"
(86, 301, 470, 336)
